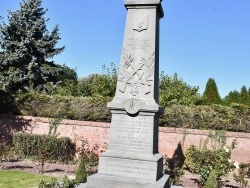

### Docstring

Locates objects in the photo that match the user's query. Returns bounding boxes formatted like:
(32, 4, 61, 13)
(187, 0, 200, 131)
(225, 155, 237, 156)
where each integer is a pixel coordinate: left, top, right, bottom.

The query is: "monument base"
(77, 173, 171, 188)
(98, 151, 164, 182)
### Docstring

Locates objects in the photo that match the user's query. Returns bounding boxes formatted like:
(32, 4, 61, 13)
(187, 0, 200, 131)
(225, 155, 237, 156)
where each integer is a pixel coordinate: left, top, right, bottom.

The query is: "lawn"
(0, 170, 54, 188)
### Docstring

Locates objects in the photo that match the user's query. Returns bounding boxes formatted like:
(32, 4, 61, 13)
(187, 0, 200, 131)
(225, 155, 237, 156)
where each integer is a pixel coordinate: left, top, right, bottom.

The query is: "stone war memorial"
(79, 0, 181, 187)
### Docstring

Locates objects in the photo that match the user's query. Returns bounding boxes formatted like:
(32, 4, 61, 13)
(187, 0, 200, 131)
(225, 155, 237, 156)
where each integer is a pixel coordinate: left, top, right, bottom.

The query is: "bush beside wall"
(1, 93, 250, 133)
(161, 104, 250, 133)
(13, 133, 75, 163)
(15, 93, 112, 122)
(7, 117, 249, 163)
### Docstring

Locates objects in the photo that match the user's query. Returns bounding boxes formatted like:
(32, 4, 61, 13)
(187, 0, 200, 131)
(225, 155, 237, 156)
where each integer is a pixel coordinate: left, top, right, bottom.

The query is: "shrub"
(205, 170, 218, 188)
(13, 133, 75, 163)
(38, 176, 76, 188)
(74, 140, 102, 185)
(48, 118, 62, 137)
(0, 136, 15, 161)
(163, 155, 184, 185)
(233, 163, 250, 188)
(15, 93, 112, 122)
(2, 93, 250, 133)
(39, 178, 59, 188)
(76, 140, 99, 176)
(75, 156, 87, 184)
(61, 176, 77, 188)
(160, 104, 250, 133)
(184, 130, 236, 185)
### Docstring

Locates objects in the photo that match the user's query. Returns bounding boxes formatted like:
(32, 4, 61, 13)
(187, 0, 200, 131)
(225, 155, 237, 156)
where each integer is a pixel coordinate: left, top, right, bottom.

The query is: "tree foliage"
(223, 86, 250, 107)
(77, 63, 117, 97)
(224, 90, 241, 105)
(160, 103, 250, 132)
(76, 75, 93, 97)
(0, 0, 65, 93)
(159, 72, 202, 107)
(184, 130, 236, 185)
(202, 78, 222, 105)
(48, 64, 78, 96)
(240, 86, 249, 105)
(75, 156, 87, 184)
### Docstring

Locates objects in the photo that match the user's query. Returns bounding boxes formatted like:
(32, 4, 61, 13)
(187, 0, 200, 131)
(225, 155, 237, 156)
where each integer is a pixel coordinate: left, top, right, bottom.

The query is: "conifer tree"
(75, 156, 87, 184)
(248, 87, 250, 105)
(0, 0, 65, 92)
(240, 86, 249, 105)
(223, 90, 241, 105)
(202, 78, 222, 105)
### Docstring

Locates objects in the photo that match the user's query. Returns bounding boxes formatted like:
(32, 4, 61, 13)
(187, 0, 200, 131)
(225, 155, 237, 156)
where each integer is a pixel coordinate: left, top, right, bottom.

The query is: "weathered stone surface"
(124, 0, 164, 18)
(78, 180, 183, 188)
(111, 6, 161, 102)
(77, 0, 182, 187)
(124, 0, 162, 4)
(85, 174, 170, 188)
(108, 113, 158, 154)
(98, 153, 163, 181)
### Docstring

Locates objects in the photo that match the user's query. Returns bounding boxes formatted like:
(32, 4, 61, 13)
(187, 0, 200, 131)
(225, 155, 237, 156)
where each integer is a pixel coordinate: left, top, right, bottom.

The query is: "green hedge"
(160, 104, 250, 133)
(13, 133, 75, 163)
(15, 93, 111, 122)
(1, 93, 250, 133)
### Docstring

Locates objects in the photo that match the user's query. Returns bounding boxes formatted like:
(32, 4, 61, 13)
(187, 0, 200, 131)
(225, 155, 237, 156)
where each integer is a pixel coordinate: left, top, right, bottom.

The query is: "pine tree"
(0, 0, 65, 93)
(240, 86, 249, 105)
(223, 90, 241, 105)
(202, 78, 222, 105)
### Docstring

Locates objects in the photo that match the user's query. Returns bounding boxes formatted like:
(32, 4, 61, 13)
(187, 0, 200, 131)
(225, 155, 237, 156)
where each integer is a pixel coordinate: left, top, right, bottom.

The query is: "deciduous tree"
(77, 63, 117, 97)
(159, 72, 202, 107)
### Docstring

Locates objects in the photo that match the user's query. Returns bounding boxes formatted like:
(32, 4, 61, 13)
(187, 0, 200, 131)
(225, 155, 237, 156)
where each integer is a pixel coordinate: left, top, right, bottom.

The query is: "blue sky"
(1, 0, 250, 97)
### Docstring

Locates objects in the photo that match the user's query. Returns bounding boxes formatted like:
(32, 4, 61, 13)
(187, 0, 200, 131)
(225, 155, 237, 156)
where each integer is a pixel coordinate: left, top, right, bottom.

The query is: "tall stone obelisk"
(80, 0, 171, 187)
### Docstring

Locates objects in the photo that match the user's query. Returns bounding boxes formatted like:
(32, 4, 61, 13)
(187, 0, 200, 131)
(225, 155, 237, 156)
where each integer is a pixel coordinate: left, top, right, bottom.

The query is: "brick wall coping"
(159, 126, 250, 139)
(0, 115, 110, 128)
(2, 115, 250, 139)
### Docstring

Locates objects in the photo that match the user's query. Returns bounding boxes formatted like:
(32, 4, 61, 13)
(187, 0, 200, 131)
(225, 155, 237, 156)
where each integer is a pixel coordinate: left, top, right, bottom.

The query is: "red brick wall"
(158, 127, 250, 163)
(2, 116, 249, 163)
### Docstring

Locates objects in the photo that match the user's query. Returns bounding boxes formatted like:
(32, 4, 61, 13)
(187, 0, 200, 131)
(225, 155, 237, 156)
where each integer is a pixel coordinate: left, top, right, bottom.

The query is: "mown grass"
(0, 170, 54, 188)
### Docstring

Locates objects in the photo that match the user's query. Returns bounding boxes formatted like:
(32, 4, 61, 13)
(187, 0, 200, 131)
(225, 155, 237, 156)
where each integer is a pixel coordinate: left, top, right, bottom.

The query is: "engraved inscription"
(125, 99, 140, 114)
(129, 99, 136, 112)
(127, 37, 151, 50)
(124, 98, 144, 115)
(102, 160, 155, 178)
(109, 114, 153, 153)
